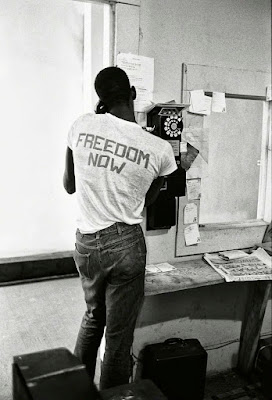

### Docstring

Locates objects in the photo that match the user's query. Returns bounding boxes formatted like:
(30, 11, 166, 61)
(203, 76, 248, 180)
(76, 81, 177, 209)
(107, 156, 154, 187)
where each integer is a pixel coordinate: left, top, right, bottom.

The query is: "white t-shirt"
(67, 112, 177, 233)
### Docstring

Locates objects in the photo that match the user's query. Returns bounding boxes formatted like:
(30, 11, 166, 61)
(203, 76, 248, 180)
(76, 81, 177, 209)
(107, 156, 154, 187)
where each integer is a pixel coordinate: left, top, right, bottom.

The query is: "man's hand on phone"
(95, 100, 107, 114)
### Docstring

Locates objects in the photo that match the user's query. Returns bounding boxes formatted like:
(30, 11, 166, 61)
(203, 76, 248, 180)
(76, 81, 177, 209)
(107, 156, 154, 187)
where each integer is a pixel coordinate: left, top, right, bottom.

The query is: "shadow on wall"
(137, 282, 249, 327)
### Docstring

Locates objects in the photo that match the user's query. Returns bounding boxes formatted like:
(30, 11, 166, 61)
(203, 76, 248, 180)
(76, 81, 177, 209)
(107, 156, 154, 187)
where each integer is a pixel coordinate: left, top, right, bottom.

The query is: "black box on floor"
(12, 347, 100, 400)
(255, 336, 272, 399)
(100, 379, 167, 400)
(142, 338, 207, 400)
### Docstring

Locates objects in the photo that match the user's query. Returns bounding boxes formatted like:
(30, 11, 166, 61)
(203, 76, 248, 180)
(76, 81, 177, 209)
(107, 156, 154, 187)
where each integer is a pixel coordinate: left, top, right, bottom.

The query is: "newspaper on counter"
(203, 248, 272, 282)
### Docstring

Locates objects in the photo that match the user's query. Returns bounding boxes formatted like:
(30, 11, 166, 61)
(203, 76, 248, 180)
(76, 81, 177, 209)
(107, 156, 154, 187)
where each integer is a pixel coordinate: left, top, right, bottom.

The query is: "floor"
(0, 277, 85, 400)
(204, 370, 267, 400)
(0, 278, 269, 400)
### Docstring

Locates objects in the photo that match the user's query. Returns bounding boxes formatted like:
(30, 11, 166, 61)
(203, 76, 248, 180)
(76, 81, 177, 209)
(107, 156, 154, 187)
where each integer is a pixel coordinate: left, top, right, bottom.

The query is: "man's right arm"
(63, 147, 76, 194)
(144, 176, 165, 207)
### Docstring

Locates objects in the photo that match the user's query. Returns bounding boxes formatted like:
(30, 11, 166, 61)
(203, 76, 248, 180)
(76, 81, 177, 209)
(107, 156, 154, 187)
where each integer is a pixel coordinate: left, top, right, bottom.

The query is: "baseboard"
(0, 257, 78, 286)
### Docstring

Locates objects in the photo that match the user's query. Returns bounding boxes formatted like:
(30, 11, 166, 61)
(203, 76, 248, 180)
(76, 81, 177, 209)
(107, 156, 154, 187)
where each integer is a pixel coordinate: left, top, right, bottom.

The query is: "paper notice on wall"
(186, 178, 201, 200)
(184, 202, 198, 224)
(212, 92, 226, 113)
(189, 90, 211, 115)
(180, 142, 188, 153)
(182, 127, 209, 178)
(116, 53, 154, 112)
(180, 142, 199, 171)
(186, 153, 208, 179)
(183, 127, 209, 163)
(184, 223, 201, 246)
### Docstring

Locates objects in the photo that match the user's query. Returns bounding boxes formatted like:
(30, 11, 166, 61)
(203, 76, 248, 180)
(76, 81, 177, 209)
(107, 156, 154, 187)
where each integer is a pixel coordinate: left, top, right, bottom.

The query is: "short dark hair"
(94, 67, 131, 109)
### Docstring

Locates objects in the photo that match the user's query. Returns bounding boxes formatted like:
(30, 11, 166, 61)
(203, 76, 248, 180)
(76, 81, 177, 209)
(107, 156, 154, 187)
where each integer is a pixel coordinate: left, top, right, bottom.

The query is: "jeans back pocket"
(74, 243, 91, 278)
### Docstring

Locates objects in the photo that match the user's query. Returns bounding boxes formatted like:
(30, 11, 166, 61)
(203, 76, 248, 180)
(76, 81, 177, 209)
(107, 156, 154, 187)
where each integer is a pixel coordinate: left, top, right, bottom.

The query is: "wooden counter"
(0, 251, 270, 377)
(144, 259, 224, 296)
(144, 258, 271, 378)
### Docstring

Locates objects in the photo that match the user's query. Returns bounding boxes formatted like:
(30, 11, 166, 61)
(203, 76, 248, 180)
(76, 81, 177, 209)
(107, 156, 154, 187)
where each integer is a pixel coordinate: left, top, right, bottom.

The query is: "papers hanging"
(180, 142, 188, 153)
(183, 127, 209, 179)
(189, 90, 211, 115)
(184, 203, 198, 224)
(186, 178, 201, 200)
(116, 53, 154, 112)
(212, 92, 226, 113)
(189, 90, 227, 114)
(184, 223, 201, 246)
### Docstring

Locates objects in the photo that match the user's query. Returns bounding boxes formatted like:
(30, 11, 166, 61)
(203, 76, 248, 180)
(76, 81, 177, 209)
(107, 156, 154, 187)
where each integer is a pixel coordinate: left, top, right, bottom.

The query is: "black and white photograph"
(0, 1, 271, 399)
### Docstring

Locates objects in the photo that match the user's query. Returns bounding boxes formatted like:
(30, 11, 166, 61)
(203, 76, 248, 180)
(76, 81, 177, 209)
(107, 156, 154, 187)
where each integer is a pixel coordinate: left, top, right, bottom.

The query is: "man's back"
(68, 112, 176, 233)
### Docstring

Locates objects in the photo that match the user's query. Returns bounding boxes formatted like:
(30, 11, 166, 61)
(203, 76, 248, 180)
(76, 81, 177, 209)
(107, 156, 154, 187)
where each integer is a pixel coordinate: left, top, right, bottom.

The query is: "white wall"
(136, 0, 272, 264)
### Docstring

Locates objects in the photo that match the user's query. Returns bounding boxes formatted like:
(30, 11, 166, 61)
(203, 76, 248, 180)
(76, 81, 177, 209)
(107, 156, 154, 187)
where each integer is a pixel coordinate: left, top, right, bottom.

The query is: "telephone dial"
(146, 103, 188, 230)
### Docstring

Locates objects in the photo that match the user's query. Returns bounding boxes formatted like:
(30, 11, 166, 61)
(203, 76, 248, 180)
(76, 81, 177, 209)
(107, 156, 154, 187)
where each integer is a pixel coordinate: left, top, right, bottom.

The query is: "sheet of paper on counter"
(186, 178, 201, 200)
(146, 263, 177, 274)
(184, 223, 201, 246)
(218, 250, 249, 260)
(189, 90, 211, 115)
(117, 53, 154, 112)
(184, 202, 198, 224)
(212, 92, 226, 113)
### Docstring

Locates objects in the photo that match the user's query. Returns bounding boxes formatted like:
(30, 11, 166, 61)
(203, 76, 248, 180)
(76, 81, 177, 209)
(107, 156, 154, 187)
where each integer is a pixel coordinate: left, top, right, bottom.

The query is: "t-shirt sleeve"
(67, 122, 75, 150)
(158, 141, 178, 177)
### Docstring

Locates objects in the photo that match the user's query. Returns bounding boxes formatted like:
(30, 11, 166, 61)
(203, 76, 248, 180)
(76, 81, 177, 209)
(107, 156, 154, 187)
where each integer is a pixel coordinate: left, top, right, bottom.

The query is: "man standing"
(63, 67, 177, 389)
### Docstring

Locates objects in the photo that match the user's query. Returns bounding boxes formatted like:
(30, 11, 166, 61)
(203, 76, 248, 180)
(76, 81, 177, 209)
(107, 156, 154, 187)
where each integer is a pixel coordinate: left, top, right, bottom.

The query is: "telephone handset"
(95, 100, 108, 114)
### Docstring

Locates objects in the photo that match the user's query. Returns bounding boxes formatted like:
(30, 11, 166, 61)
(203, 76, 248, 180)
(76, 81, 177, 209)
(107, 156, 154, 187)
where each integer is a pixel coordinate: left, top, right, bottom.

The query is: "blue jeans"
(73, 222, 146, 390)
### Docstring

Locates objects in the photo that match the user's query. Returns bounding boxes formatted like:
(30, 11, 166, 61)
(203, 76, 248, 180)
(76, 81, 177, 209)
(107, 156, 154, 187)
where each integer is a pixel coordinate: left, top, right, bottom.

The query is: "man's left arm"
(63, 147, 75, 194)
(144, 176, 165, 207)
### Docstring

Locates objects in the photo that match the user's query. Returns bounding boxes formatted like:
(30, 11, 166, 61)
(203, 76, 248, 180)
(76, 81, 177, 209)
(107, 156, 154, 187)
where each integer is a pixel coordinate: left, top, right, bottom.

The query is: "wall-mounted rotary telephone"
(146, 103, 188, 230)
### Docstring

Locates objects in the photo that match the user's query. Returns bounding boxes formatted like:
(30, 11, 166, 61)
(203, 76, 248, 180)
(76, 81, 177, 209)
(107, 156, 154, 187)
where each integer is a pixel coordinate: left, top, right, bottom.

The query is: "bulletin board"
(176, 63, 270, 256)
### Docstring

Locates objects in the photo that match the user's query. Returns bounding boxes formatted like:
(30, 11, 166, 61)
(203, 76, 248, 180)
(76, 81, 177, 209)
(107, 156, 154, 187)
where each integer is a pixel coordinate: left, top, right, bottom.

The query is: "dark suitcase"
(12, 347, 100, 400)
(100, 379, 167, 400)
(142, 338, 207, 400)
(255, 336, 272, 399)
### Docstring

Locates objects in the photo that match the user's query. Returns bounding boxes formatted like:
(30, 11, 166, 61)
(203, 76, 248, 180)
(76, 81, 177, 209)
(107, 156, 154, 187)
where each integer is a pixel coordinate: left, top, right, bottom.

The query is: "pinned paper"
(186, 178, 201, 200)
(186, 153, 208, 179)
(182, 127, 209, 178)
(180, 142, 199, 171)
(184, 203, 198, 224)
(184, 224, 201, 246)
(180, 142, 188, 153)
(117, 53, 154, 112)
(184, 127, 209, 163)
(189, 90, 211, 115)
(212, 92, 226, 113)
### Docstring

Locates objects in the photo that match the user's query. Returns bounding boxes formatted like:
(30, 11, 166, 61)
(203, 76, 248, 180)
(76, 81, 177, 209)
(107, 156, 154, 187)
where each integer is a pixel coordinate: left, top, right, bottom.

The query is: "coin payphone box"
(146, 103, 188, 230)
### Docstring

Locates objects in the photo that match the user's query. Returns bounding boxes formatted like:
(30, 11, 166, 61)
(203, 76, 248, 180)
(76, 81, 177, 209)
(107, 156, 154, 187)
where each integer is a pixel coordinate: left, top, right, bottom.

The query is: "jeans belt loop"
(95, 231, 100, 240)
(117, 223, 122, 235)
